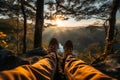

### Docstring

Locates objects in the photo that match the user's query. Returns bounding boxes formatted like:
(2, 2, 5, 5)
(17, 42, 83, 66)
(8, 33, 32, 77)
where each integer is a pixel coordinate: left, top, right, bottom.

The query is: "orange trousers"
(0, 53, 116, 80)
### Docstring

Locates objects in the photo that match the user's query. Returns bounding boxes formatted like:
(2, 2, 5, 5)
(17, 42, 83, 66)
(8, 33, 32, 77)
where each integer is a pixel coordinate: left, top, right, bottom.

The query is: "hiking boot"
(61, 40, 73, 73)
(48, 38, 59, 54)
(63, 40, 73, 59)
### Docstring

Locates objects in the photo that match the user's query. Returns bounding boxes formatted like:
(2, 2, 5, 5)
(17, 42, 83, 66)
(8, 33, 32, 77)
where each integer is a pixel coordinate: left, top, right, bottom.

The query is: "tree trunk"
(104, 0, 119, 55)
(16, 17, 19, 54)
(21, 0, 27, 53)
(92, 0, 119, 64)
(34, 0, 44, 48)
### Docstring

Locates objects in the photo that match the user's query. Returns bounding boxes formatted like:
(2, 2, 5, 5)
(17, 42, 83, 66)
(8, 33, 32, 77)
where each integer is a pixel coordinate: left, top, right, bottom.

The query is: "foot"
(63, 40, 73, 59)
(48, 38, 59, 54)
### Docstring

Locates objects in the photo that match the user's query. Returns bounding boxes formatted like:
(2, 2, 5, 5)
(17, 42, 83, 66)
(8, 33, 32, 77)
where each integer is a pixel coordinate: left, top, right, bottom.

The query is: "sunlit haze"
(45, 11, 120, 28)
(56, 19, 63, 27)
(45, 18, 103, 27)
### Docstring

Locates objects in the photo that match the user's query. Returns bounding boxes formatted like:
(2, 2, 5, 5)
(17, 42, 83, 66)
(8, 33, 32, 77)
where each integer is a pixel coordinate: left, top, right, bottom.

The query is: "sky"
(45, 11, 120, 27)
(44, 0, 120, 27)
(0, 0, 120, 28)
(45, 18, 102, 27)
(1, 13, 119, 28)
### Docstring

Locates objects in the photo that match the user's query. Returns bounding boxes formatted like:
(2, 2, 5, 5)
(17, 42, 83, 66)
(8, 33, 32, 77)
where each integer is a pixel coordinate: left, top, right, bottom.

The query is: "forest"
(0, 0, 120, 79)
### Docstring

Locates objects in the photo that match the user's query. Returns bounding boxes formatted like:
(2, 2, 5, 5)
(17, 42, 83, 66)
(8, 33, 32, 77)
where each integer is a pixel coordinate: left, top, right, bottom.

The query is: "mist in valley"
(42, 27, 106, 53)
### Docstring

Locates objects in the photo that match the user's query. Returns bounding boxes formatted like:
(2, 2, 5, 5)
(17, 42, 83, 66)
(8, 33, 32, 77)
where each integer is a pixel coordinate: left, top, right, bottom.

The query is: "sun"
(56, 19, 63, 27)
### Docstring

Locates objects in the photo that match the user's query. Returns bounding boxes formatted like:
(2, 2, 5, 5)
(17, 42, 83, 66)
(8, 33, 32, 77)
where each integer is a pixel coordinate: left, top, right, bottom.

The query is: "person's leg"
(63, 40, 116, 80)
(0, 53, 57, 80)
(0, 38, 59, 80)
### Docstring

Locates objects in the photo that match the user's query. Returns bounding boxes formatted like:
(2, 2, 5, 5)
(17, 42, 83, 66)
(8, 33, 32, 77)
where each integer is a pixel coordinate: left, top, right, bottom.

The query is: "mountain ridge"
(43, 27, 105, 52)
